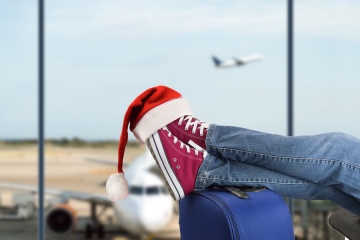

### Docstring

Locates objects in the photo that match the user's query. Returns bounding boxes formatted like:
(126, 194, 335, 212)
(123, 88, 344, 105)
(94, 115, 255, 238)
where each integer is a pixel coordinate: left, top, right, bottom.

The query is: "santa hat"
(106, 85, 193, 201)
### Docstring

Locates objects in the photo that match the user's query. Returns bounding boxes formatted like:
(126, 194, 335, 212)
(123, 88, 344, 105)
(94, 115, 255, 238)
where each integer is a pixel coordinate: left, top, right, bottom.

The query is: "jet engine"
(46, 203, 77, 238)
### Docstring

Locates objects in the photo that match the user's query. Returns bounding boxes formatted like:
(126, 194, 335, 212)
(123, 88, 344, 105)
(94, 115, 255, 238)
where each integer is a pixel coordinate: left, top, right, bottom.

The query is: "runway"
(0, 143, 345, 240)
(0, 213, 180, 240)
(0, 143, 181, 239)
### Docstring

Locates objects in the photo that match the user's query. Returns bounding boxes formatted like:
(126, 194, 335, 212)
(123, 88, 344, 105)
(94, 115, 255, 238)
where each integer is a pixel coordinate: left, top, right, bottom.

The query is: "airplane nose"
(140, 202, 172, 232)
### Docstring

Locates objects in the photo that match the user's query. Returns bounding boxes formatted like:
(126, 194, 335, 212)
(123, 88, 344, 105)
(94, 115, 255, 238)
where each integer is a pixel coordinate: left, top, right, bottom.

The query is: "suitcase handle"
(221, 186, 267, 199)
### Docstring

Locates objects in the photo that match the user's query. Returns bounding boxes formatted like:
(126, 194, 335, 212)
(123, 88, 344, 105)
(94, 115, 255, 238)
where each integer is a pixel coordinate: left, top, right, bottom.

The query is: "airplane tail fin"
(212, 56, 222, 66)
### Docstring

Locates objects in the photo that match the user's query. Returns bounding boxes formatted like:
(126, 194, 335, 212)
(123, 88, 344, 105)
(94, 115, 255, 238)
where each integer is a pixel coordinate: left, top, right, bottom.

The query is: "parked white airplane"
(0, 147, 174, 239)
(212, 54, 263, 68)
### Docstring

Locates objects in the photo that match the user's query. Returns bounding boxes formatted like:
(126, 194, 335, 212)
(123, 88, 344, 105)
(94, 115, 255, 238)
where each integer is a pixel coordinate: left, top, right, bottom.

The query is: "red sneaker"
(146, 127, 204, 200)
(166, 115, 209, 151)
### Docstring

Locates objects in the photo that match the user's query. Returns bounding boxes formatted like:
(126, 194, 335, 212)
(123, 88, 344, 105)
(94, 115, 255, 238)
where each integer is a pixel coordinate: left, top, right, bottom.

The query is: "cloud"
(45, 0, 360, 40)
(295, 1, 360, 39)
(95, 3, 283, 37)
(47, 2, 283, 38)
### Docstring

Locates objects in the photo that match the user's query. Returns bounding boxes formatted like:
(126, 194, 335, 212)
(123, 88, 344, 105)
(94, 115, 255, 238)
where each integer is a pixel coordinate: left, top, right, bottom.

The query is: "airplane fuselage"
(215, 61, 245, 68)
(113, 193, 173, 235)
(212, 54, 263, 68)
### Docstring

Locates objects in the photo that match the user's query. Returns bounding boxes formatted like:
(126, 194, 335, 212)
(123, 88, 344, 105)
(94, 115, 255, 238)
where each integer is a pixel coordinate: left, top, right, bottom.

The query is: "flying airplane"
(0, 147, 174, 239)
(212, 54, 263, 68)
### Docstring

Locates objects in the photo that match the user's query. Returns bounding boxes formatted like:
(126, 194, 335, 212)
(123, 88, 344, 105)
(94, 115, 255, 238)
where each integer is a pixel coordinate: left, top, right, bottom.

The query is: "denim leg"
(206, 124, 360, 201)
(195, 154, 360, 216)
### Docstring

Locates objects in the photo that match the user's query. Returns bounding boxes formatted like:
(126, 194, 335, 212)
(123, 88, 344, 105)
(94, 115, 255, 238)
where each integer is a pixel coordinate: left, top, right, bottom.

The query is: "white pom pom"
(106, 173, 129, 201)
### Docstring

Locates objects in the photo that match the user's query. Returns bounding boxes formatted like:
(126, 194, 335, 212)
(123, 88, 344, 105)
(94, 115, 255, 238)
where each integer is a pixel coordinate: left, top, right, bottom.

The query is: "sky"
(1, 0, 360, 140)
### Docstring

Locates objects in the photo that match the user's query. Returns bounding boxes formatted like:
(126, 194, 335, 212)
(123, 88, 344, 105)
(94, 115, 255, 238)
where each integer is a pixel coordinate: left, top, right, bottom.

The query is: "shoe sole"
(146, 132, 185, 201)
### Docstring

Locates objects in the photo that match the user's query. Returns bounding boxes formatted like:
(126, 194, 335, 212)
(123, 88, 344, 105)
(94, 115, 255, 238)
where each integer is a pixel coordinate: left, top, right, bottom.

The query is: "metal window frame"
(38, 0, 45, 239)
(287, 0, 294, 217)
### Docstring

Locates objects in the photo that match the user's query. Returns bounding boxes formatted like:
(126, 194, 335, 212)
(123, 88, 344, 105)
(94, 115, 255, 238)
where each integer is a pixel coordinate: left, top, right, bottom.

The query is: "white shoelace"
(165, 128, 199, 155)
(178, 116, 209, 136)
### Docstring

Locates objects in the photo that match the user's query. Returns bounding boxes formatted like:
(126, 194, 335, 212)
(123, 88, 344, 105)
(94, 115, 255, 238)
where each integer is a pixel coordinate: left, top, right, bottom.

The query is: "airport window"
(295, 0, 360, 137)
(0, 0, 38, 238)
(294, 1, 360, 239)
(1, 1, 359, 240)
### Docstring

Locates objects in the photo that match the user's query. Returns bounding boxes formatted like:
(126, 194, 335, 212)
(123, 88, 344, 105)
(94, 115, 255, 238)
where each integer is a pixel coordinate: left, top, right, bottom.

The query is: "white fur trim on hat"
(132, 98, 193, 142)
(106, 173, 129, 201)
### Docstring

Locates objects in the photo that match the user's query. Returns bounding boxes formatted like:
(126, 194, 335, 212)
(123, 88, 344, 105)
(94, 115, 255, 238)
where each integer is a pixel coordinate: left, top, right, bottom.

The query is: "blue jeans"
(195, 124, 360, 216)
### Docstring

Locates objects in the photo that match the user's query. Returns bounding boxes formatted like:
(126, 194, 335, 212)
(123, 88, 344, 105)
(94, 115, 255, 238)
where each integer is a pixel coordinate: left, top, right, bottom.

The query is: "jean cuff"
(205, 124, 218, 151)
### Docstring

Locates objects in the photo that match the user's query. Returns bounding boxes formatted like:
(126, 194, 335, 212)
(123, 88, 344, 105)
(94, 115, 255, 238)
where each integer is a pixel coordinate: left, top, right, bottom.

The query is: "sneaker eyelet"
(185, 127, 189, 130)
(173, 158, 177, 162)
(176, 165, 180, 169)
(200, 133, 203, 136)
(192, 130, 195, 134)
(178, 121, 182, 125)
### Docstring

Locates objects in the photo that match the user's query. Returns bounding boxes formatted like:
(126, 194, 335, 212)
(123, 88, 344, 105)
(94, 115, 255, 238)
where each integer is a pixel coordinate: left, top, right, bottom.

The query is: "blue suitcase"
(179, 188, 294, 240)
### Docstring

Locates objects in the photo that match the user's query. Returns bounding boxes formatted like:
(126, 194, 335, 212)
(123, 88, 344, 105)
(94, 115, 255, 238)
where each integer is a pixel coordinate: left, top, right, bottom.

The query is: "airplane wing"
(86, 157, 118, 166)
(235, 55, 263, 64)
(0, 182, 112, 206)
(233, 57, 246, 65)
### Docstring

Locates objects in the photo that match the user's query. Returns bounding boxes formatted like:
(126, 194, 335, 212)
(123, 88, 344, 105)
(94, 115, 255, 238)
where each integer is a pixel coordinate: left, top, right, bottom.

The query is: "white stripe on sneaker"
(188, 140, 205, 152)
(149, 132, 185, 200)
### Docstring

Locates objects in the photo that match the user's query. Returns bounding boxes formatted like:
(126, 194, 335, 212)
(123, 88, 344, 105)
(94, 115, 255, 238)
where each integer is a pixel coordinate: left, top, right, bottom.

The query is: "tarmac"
(0, 143, 347, 240)
(0, 144, 180, 240)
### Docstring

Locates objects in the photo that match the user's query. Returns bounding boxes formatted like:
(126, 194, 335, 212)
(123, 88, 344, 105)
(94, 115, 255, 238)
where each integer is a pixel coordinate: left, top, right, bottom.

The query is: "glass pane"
(0, 1, 37, 239)
(295, 1, 360, 239)
(296, 1, 360, 136)
(45, 1, 286, 239)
